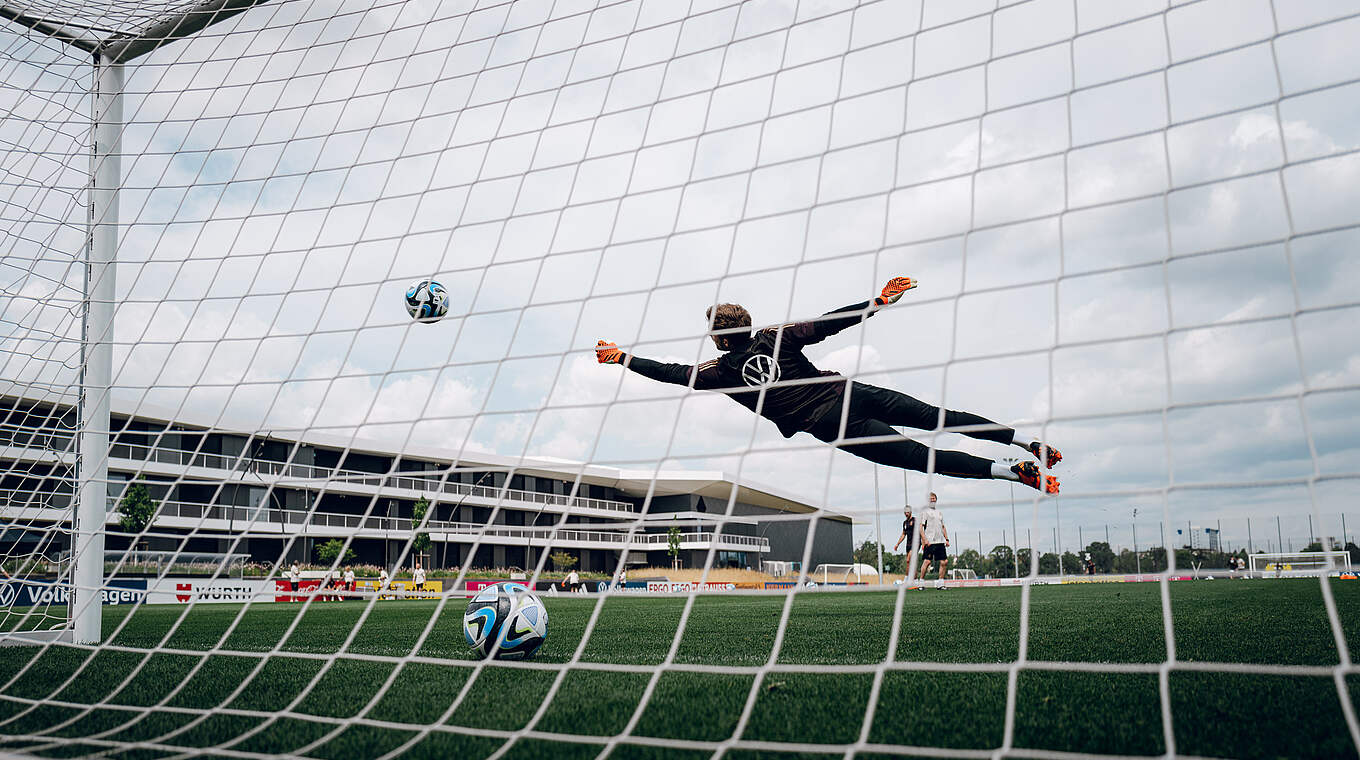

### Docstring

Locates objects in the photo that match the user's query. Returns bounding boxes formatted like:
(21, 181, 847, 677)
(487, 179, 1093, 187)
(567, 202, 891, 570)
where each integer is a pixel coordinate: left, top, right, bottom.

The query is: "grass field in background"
(2, 580, 1358, 759)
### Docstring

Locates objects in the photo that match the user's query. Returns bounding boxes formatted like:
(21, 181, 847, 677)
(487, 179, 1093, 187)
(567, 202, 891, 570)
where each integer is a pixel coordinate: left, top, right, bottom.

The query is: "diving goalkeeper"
(596, 278, 1060, 493)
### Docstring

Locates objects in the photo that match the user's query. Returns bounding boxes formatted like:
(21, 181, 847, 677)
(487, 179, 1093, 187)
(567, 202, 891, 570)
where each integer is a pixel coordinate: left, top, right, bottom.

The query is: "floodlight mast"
(0, 0, 272, 645)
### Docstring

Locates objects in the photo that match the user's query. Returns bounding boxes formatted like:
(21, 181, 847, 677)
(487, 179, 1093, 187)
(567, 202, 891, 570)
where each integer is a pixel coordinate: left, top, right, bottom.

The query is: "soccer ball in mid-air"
(404, 279, 448, 322)
(463, 582, 548, 660)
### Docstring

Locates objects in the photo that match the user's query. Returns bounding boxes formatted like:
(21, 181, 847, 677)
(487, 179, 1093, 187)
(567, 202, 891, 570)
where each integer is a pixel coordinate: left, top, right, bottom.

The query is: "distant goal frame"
(1248, 551, 1352, 577)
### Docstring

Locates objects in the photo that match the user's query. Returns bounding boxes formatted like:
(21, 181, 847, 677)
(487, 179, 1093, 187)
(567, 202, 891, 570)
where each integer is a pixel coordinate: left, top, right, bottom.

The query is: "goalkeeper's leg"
(812, 416, 989, 479)
(847, 382, 1062, 467)
(810, 417, 1059, 492)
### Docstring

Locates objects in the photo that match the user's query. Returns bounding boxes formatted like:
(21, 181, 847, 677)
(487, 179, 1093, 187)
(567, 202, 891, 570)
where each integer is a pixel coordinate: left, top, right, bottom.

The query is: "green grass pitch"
(3, 580, 1360, 759)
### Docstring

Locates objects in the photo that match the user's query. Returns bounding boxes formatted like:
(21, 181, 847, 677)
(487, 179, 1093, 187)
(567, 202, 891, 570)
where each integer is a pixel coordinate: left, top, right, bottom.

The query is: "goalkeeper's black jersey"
(623, 300, 877, 437)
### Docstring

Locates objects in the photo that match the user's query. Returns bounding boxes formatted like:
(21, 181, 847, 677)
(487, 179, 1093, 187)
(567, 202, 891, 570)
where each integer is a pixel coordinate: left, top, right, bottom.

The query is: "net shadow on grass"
(1014, 671, 1164, 756)
(676, 595, 783, 666)
(633, 672, 753, 742)
(1027, 583, 1166, 662)
(581, 597, 687, 666)
(1171, 672, 1353, 760)
(743, 672, 873, 745)
(448, 665, 557, 731)
(869, 671, 1006, 750)
(1172, 580, 1339, 665)
(368, 662, 473, 725)
(895, 587, 1020, 663)
(779, 592, 891, 665)
(538, 668, 651, 737)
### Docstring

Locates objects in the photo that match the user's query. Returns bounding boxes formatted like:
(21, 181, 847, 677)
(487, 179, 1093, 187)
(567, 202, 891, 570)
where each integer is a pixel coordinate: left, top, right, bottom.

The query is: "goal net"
(3, 0, 1360, 758)
(1250, 551, 1351, 577)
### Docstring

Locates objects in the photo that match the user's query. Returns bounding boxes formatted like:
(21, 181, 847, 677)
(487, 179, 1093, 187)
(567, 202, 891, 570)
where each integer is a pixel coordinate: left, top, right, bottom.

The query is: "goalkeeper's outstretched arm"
(596, 340, 718, 389)
(779, 277, 920, 348)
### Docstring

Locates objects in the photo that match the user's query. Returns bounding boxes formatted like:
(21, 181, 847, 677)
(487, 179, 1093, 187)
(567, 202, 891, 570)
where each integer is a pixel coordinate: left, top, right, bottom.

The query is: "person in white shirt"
(287, 562, 300, 601)
(566, 569, 581, 593)
(343, 566, 355, 595)
(412, 562, 426, 593)
(378, 568, 389, 599)
(916, 493, 950, 589)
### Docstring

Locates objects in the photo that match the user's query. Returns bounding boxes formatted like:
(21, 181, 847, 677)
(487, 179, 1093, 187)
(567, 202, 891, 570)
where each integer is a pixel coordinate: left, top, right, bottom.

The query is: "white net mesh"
(3, 0, 1360, 757)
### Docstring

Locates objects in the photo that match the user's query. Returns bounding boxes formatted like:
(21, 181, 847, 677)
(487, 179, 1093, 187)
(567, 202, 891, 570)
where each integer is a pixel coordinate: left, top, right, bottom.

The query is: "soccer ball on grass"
(463, 582, 548, 660)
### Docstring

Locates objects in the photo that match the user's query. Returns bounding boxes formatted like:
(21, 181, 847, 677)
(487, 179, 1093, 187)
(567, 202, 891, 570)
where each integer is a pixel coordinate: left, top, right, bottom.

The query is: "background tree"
(853, 539, 886, 569)
(1061, 551, 1083, 574)
(667, 522, 682, 569)
(988, 545, 1016, 578)
(117, 482, 157, 537)
(411, 496, 432, 562)
(884, 551, 910, 575)
(315, 538, 356, 565)
(1084, 541, 1116, 573)
(1145, 547, 1168, 572)
(953, 548, 982, 575)
(1017, 548, 1033, 575)
(1039, 552, 1060, 575)
(1175, 548, 1197, 571)
(1114, 549, 1139, 574)
(550, 550, 577, 573)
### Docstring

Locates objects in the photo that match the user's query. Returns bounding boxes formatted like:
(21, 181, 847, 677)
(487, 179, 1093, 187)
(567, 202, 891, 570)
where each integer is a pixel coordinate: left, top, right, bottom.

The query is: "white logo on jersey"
(740, 354, 780, 386)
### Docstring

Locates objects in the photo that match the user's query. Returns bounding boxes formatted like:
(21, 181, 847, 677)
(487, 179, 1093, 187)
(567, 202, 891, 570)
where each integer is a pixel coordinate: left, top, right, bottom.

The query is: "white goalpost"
(2, 0, 266, 648)
(2, 0, 1360, 758)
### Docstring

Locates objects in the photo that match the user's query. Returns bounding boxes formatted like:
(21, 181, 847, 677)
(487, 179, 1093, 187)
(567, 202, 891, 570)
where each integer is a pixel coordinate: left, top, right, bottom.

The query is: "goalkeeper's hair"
(706, 303, 751, 350)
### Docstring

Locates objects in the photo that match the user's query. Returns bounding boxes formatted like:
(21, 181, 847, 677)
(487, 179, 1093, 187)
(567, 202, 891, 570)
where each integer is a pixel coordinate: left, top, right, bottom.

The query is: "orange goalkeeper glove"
(874, 276, 918, 306)
(596, 340, 622, 364)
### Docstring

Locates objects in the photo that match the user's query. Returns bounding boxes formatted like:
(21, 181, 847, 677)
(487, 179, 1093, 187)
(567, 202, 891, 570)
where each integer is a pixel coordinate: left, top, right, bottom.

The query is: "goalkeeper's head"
(706, 303, 752, 351)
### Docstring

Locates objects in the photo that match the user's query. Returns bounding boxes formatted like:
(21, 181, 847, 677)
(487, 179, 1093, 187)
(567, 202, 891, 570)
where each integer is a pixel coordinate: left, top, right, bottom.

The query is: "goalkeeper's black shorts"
(806, 382, 1012, 479)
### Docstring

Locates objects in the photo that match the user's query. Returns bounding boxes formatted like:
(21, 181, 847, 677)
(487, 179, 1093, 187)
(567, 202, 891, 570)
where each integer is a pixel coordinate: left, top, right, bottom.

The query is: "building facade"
(1179, 526, 1222, 552)
(0, 395, 852, 574)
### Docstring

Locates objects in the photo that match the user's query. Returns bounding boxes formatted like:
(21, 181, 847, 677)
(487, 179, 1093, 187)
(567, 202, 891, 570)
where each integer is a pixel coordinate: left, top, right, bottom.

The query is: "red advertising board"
(275, 578, 321, 602)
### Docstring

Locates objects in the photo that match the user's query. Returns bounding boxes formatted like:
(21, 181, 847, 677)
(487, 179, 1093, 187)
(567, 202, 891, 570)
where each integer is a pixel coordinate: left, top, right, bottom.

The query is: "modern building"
(0, 394, 851, 574)
(1179, 525, 1222, 552)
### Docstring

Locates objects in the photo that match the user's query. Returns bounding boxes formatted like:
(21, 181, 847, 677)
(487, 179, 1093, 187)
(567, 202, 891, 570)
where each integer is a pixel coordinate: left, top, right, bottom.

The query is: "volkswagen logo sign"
(0, 583, 17, 608)
(740, 354, 780, 387)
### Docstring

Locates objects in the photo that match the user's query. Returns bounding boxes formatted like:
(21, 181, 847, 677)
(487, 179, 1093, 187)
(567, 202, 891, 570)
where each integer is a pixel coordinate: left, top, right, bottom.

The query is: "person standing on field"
(893, 505, 917, 577)
(412, 562, 426, 595)
(343, 566, 355, 596)
(287, 562, 300, 601)
(917, 493, 950, 589)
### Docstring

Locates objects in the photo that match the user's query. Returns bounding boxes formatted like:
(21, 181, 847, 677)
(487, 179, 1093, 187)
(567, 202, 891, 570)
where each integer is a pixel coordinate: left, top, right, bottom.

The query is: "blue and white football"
(404, 279, 448, 322)
(463, 582, 548, 660)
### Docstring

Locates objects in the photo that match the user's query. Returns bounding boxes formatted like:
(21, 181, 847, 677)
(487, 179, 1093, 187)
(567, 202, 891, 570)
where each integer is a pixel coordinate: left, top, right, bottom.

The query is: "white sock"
(991, 462, 1019, 481)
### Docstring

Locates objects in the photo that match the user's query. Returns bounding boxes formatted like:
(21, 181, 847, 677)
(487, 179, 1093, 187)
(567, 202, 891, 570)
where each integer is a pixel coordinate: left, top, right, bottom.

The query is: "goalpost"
(3, 0, 1360, 758)
(1, 0, 268, 647)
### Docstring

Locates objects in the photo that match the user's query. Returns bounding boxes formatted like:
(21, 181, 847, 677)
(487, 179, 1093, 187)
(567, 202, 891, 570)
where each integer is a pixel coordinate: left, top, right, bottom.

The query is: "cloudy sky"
(2, 0, 1359, 559)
